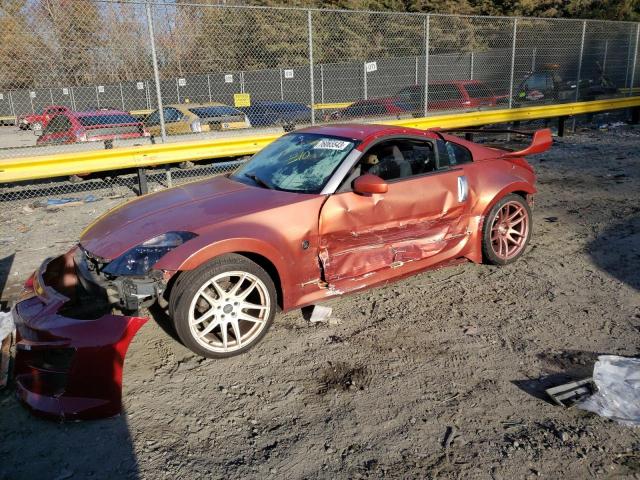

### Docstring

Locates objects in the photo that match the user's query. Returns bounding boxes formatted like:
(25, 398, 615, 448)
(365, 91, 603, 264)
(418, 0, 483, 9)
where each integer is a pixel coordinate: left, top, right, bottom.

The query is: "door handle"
(457, 175, 468, 202)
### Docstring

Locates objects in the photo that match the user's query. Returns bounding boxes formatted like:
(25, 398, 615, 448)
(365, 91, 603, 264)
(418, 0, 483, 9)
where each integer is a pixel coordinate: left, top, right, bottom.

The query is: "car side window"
(145, 107, 183, 126)
(44, 115, 71, 134)
(361, 139, 436, 182)
(437, 140, 472, 167)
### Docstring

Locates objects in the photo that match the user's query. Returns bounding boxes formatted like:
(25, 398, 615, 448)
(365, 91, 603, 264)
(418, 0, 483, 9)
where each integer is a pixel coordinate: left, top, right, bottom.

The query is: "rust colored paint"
(10, 123, 548, 420)
(319, 169, 471, 283)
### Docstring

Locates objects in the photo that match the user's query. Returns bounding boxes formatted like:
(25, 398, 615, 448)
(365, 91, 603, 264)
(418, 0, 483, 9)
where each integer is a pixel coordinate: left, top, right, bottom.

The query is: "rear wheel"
(482, 194, 531, 265)
(170, 254, 276, 359)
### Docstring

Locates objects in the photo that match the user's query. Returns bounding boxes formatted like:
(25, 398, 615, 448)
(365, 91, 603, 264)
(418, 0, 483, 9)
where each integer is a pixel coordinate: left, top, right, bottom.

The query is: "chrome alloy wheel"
(188, 271, 270, 353)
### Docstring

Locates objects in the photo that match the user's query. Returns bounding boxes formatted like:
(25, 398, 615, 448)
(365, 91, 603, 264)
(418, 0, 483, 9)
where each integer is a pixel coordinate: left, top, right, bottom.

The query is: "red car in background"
(325, 97, 413, 121)
(396, 80, 509, 112)
(327, 81, 507, 122)
(17, 105, 71, 130)
(35, 109, 150, 145)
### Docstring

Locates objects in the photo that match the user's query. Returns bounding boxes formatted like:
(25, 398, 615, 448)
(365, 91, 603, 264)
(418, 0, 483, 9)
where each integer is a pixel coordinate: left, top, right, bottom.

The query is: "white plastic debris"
(577, 355, 640, 427)
(309, 305, 333, 323)
(0, 311, 15, 341)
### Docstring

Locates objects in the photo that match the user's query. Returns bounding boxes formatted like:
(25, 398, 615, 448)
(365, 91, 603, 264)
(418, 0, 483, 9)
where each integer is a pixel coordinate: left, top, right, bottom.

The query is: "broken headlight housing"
(103, 231, 197, 276)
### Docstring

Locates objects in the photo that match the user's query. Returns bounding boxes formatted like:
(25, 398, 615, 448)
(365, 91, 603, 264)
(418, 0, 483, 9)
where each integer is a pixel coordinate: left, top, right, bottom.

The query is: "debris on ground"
(309, 305, 333, 323)
(546, 378, 595, 407)
(576, 355, 640, 426)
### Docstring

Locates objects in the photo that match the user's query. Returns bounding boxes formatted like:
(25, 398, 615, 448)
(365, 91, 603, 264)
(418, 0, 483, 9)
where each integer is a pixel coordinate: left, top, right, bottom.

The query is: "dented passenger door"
(318, 138, 471, 283)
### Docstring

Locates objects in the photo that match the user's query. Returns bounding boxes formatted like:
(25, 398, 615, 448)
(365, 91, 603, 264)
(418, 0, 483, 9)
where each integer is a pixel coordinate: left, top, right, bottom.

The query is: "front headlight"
(103, 231, 197, 276)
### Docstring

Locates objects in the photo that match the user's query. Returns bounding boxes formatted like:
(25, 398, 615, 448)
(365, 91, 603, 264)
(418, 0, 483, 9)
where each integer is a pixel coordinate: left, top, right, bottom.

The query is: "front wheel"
(170, 254, 276, 359)
(482, 194, 532, 265)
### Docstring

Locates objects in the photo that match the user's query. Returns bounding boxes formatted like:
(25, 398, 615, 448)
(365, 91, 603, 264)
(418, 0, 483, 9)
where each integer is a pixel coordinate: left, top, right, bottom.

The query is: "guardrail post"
(508, 18, 517, 109)
(145, 0, 167, 143)
(423, 14, 430, 117)
(558, 116, 567, 137)
(137, 168, 149, 195)
(307, 10, 315, 125)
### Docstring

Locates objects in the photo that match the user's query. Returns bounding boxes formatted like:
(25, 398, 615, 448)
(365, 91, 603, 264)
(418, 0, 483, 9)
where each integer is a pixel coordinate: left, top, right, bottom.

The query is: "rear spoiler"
(435, 127, 553, 157)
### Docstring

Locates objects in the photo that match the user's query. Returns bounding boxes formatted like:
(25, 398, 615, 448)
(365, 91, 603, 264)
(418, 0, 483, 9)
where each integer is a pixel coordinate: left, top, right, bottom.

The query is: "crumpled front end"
(11, 250, 147, 420)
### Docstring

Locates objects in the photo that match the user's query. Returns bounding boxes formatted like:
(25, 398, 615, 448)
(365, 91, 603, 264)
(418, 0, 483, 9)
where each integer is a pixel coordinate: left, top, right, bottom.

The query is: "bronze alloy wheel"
(490, 200, 529, 260)
(482, 194, 532, 266)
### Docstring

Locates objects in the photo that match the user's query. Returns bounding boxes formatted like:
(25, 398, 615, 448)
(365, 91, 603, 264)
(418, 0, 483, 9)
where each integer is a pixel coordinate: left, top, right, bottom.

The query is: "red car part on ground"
(11, 124, 551, 420)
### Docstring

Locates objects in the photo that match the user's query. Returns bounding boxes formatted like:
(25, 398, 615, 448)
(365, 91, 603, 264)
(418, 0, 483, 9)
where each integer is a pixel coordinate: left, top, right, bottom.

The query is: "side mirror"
(353, 174, 388, 195)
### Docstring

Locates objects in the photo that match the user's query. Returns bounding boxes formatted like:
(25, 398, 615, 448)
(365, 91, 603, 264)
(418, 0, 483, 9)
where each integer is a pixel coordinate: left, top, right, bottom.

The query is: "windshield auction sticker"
(313, 139, 351, 150)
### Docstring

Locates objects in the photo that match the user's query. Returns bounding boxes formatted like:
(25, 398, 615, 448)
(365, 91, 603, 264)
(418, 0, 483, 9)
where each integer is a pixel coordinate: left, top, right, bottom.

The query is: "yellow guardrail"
(1, 96, 639, 184)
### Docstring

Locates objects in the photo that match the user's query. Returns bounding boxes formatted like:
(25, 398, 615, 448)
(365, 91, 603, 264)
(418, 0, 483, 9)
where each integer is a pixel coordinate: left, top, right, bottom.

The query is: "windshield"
(233, 133, 356, 194)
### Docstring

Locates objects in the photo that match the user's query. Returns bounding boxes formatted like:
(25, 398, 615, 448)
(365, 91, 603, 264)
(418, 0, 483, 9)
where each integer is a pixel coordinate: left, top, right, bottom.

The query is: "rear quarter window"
(464, 83, 495, 99)
(437, 140, 473, 167)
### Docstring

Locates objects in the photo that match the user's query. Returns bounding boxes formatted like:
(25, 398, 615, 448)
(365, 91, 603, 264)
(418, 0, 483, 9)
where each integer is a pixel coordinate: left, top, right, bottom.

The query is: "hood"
(80, 176, 305, 260)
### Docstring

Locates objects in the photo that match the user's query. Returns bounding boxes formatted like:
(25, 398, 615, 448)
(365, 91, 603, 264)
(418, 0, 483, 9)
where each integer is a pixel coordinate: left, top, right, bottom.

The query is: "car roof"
(251, 101, 307, 107)
(167, 102, 229, 109)
(297, 123, 431, 142)
(74, 109, 131, 117)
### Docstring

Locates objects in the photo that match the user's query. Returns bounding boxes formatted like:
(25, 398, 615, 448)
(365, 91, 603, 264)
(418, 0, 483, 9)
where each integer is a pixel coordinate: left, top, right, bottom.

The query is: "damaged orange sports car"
(12, 123, 550, 419)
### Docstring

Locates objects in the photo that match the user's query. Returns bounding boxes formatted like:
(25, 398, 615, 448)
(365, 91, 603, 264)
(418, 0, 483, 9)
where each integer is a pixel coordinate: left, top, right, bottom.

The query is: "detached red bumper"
(11, 256, 147, 420)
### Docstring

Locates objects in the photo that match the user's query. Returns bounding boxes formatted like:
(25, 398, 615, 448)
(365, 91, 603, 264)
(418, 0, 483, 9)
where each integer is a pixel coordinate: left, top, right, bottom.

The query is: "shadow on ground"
(587, 214, 640, 291)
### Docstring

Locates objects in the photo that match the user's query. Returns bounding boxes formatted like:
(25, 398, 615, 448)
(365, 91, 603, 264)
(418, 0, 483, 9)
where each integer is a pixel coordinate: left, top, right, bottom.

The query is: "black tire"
(482, 194, 532, 266)
(169, 254, 277, 359)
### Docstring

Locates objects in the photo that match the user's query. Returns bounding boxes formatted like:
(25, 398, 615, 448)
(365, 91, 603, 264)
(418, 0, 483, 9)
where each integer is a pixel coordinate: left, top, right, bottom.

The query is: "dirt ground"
(1, 125, 639, 479)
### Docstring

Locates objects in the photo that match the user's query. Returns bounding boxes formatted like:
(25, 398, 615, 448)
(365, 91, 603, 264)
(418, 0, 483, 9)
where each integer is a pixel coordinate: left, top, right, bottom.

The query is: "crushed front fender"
(11, 255, 147, 421)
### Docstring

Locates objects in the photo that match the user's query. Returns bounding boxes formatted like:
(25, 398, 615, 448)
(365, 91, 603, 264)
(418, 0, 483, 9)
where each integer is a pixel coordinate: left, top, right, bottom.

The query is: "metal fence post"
(145, 0, 166, 143)
(531, 47, 537, 71)
(175, 78, 180, 104)
(207, 74, 212, 103)
(307, 10, 315, 125)
(602, 40, 608, 74)
(70, 87, 76, 111)
(508, 18, 518, 109)
(575, 20, 587, 102)
(320, 64, 325, 104)
(240, 71, 245, 94)
(363, 62, 368, 100)
(8, 91, 15, 117)
(279, 68, 284, 101)
(415, 56, 419, 84)
(423, 14, 430, 117)
(470, 51, 474, 80)
(49, 88, 54, 104)
(119, 82, 125, 111)
(631, 24, 640, 94)
(95, 85, 100, 108)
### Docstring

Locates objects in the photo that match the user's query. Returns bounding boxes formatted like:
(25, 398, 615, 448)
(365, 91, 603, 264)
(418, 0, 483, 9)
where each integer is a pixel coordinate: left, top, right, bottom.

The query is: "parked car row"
(16, 67, 620, 147)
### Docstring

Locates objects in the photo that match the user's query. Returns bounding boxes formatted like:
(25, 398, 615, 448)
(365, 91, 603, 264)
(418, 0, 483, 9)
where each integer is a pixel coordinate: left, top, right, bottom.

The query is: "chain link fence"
(0, 1, 639, 209)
